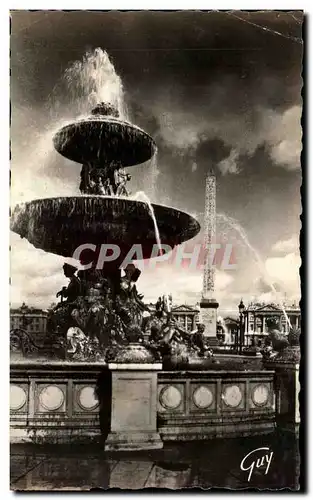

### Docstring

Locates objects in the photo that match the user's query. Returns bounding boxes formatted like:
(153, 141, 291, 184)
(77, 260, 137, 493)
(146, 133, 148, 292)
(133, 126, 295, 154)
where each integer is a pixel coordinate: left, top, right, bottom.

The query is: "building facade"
(171, 304, 200, 331)
(10, 303, 48, 335)
(223, 317, 240, 339)
(243, 302, 301, 343)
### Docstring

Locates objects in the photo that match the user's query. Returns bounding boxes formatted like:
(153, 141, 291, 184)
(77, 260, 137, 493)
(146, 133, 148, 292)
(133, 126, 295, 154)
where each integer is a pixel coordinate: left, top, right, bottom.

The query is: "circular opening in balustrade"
(10, 385, 27, 411)
(251, 384, 269, 407)
(222, 385, 242, 408)
(39, 385, 64, 411)
(159, 385, 182, 410)
(77, 386, 99, 410)
(192, 386, 213, 409)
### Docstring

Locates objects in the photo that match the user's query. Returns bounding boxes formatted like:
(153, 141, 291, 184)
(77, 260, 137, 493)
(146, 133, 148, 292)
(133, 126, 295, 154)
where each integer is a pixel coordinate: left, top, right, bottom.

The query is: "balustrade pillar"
(104, 351, 163, 451)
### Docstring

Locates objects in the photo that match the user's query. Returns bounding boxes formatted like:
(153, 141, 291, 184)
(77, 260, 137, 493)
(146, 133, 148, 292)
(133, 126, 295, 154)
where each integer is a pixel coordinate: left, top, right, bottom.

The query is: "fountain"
(10, 100, 201, 362)
(10, 55, 289, 452)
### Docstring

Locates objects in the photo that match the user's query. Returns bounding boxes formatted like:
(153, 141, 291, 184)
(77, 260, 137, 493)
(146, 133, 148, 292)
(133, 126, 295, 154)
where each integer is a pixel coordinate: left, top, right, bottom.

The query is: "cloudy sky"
(10, 11, 303, 312)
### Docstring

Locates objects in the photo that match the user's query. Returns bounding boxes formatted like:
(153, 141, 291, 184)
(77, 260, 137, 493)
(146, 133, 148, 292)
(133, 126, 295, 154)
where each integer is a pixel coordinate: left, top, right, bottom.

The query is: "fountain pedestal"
(105, 358, 163, 451)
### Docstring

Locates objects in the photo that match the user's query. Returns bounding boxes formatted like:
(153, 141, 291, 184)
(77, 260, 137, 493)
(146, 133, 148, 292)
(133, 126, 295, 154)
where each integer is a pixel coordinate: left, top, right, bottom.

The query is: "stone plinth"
(200, 298, 219, 337)
(105, 363, 163, 451)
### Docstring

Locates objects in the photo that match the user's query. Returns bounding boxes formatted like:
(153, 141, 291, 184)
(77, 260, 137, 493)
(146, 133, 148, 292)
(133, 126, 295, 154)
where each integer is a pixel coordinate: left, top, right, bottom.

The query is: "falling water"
(217, 212, 291, 328)
(63, 48, 128, 120)
(144, 152, 159, 202)
(132, 190, 170, 310)
(132, 191, 162, 255)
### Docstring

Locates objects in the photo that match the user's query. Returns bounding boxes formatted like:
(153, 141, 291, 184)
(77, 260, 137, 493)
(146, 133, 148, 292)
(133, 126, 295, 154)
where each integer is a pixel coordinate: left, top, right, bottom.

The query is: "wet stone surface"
(10, 432, 300, 491)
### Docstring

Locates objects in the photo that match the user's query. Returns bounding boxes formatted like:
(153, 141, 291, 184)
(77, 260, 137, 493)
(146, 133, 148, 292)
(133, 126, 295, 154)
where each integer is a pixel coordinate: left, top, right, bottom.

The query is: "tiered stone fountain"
(10, 101, 201, 449)
(10, 101, 200, 363)
(10, 100, 296, 450)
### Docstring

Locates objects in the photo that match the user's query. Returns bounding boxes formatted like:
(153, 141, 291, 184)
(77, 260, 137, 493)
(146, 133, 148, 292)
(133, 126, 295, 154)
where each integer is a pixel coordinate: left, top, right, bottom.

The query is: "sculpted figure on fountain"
(45, 260, 152, 360)
(79, 162, 132, 196)
(56, 263, 82, 305)
(146, 296, 213, 365)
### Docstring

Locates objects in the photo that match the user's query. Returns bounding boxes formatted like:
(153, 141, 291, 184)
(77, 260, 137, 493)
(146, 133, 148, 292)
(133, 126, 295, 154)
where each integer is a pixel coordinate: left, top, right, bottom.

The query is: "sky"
(10, 10, 303, 313)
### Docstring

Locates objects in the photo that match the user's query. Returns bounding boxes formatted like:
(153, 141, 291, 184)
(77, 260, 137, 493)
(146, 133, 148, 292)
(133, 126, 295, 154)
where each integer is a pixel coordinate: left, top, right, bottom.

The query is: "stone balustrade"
(10, 359, 279, 446)
(10, 360, 108, 444)
(157, 370, 276, 440)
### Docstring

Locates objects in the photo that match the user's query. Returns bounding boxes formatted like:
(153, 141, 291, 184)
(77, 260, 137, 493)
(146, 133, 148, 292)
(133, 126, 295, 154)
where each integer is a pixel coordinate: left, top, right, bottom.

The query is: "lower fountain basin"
(10, 196, 200, 261)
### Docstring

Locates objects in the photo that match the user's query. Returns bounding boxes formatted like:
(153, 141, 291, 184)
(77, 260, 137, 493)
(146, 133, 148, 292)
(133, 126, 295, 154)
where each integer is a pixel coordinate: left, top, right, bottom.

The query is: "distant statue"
(265, 317, 289, 351)
(189, 323, 213, 357)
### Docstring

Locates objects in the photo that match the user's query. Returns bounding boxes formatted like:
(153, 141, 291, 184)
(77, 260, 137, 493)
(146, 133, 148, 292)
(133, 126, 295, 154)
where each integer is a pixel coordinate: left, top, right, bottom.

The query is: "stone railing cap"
(108, 363, 162, 370)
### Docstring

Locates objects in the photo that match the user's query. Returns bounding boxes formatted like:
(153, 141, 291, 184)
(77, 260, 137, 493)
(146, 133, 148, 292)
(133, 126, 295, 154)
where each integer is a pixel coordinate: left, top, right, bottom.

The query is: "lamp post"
(235, 325, 239, 354)
(238, 299, 245, 355)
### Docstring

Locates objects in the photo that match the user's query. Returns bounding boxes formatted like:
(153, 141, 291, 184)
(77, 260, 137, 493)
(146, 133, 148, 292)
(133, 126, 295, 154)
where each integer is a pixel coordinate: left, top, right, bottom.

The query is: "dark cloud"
(11, 11, 303, 105)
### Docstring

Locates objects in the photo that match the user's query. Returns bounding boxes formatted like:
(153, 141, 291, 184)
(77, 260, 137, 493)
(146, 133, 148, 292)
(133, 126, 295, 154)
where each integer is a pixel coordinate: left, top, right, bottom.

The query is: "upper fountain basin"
(53, 115, 156, 167)
(10, 196, 201, 262)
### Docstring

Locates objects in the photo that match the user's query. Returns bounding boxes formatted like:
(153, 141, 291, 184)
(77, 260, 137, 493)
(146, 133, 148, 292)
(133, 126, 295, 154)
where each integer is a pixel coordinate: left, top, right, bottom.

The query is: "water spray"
(217, 212, 291, 329)
(132, 190, 171, 311)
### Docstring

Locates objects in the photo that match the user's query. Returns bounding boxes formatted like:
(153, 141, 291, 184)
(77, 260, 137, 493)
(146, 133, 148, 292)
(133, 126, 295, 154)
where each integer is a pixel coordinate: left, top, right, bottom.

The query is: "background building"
(10, 303, 48, 335)
(222, 316, 240, 344)
(243, 302, 301, 344)
(147, 303, 199, 332)
(171, 304, 200, 331)
(217, 302, 301, 348)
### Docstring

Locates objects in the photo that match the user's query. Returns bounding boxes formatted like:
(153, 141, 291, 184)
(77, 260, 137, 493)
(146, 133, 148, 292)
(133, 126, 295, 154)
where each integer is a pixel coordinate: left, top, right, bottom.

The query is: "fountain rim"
(53, 114, 157, 167)
(10, 195, 201, 225)
(54, 116, 157, 145)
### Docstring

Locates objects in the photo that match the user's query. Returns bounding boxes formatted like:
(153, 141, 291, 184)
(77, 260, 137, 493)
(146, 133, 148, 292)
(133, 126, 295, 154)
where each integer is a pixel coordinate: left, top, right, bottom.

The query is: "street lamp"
(238, 299, 245, 355)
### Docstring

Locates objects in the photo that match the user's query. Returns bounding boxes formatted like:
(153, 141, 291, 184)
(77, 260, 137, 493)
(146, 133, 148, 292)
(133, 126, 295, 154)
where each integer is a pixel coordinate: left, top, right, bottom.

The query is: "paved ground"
(10, 432, 300, 491)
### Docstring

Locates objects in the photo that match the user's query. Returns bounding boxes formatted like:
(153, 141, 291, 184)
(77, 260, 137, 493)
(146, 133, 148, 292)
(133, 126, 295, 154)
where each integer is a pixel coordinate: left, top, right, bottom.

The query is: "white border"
(7, 2, 309, 9)
(2, 3, 310, 498)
